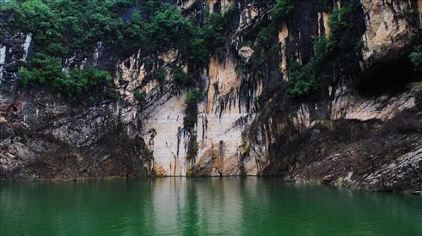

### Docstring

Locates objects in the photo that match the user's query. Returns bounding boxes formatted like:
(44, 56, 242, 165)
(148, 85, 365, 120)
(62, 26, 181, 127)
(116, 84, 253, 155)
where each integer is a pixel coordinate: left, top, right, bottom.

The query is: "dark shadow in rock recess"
(356, 53, 419, 97)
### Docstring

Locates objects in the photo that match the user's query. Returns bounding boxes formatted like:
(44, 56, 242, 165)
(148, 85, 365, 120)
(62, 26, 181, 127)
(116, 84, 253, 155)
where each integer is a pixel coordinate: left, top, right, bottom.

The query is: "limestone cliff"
(0, 0, 421, 192)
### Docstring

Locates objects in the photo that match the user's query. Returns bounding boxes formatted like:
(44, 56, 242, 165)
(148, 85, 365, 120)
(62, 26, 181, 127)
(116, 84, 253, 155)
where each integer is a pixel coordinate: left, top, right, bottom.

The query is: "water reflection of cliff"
(1, 178, 422, 235)
(150, 177, 265, 235)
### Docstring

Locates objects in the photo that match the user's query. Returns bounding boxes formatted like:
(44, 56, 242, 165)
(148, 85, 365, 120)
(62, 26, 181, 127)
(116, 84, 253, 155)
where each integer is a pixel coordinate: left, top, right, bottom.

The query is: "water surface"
(1, 178, 422, 235)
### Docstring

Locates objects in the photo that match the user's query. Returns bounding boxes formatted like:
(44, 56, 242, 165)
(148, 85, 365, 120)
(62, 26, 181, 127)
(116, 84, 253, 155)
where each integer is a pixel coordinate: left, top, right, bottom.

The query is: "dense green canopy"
(1, 0, 238, 102)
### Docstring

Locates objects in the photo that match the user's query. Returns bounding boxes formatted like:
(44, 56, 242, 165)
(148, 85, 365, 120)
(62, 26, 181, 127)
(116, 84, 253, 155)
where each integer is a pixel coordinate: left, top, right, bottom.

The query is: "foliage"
(2, 0, 241, 103)
(185, 89, 202, 104)
(144, 6, 193, 53)
(235, 63, 248, 76)
(11, 0, 183, 55)
(154, 68, 167, 84)
(188, 5, 239, 64)
(313, 37, 331, 59)
(183, 90, 201, 130)
(317, 0, 332, 10)
(311, 36, 335, 72)
(174, 67, 193, 88)
(186, 136, 198, 161)
(134, 90, 146, 103)
(247, 0, 295, 78)
(55, 68, 111, 102)
(124, 10, 146, 50)
(286, 3, 361, 98)
(19, 53, 111, 103)
(2, 0, 131, 103)
(19, 53, 63, 87)
(188, 36, 209, 67)
(410, 45, 422, 70)
(250, 26, 278, 70)
(287, 62, 317, 97)
(10, 0, 130, 54)
(256, 26, 278, 49)
(286, 35, 335, 97)
(329, 6, 352, 39)
(272, 0, 295, 23)
(415, 82, 422, 91)
(183, 90, 202, 163)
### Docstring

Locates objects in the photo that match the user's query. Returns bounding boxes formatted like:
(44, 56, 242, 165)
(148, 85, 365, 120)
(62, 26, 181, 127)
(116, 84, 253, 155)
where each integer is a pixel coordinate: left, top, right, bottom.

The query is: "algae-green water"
(1, 178, 422, 236)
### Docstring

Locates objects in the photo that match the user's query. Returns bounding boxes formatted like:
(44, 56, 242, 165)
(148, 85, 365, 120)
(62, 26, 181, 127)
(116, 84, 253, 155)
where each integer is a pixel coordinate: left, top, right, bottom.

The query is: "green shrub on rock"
(329, 6, 352, 39)
(185, 89, 202, 105)
(154, 68, 167, 85)
(19, 53, 63, 86)
(287, 62, 317, 97)
(19, 53, 111, 103)
(174, 67, 193, 89)
(134, 90, 146, 104)
(272, 0, 295, 23)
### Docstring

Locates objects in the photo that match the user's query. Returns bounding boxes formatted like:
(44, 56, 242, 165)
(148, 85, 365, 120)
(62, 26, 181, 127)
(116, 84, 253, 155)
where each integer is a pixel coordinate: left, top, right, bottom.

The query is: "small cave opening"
(356, 55, 420, 97)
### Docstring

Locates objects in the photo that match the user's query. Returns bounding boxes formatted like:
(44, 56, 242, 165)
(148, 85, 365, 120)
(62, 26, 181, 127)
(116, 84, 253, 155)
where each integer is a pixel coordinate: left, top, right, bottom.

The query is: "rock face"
(193, 57, 260, 176)
(288, 100, 422, 191)
(0, 31, 151, 180)
(361, 0, 417, 62)
(1, 0, 421, 192)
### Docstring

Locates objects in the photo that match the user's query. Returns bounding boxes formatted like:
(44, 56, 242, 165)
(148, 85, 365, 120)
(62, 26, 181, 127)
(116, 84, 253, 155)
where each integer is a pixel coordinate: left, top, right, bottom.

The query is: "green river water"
(1, 178, 421, 236)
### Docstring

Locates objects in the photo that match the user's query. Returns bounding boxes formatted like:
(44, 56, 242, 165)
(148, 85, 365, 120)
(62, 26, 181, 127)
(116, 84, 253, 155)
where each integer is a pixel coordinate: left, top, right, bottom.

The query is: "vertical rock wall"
(195, 57, 259, 176)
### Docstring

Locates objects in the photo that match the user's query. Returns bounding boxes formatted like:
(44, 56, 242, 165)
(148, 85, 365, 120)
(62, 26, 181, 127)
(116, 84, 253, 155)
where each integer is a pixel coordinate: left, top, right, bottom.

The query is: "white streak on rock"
(22, 34, 32, 61)
(0, 46, 6, 81)
(93, 42, 103, 66)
